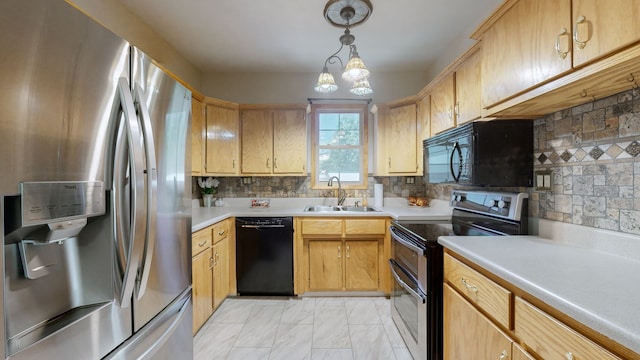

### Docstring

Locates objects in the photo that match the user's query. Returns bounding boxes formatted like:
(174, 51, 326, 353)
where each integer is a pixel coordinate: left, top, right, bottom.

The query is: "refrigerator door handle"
(112, 77, 148, 308)
(132, 83, 157, 300)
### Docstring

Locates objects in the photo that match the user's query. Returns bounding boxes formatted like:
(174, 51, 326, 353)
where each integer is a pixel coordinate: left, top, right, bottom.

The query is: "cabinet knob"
(565, 352, 574, 360)
(499, 350, 509, 360)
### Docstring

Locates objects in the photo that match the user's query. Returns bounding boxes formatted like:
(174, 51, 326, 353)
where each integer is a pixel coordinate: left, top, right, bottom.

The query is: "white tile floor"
(193, 297, 413, 360)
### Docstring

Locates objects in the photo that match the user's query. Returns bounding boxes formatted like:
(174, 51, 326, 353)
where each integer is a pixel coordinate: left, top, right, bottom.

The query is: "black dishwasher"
(235, 217, 294, 296)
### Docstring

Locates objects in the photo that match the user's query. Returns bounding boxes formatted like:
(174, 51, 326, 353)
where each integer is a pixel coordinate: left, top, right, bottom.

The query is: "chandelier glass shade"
(350, 78, 373, 96)
(314, 67, 338, 93)
(314, 0, 373, 96)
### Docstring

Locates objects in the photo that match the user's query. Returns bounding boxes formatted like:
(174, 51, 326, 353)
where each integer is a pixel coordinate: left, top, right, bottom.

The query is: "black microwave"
(423, 120, 533, 187)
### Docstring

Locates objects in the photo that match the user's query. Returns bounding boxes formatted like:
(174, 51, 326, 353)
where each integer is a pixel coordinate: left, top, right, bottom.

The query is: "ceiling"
(117, 0, 504, 75)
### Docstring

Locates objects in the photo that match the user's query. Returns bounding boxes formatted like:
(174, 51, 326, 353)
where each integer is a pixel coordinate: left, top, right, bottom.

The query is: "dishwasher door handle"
(240, 224, 286, 229)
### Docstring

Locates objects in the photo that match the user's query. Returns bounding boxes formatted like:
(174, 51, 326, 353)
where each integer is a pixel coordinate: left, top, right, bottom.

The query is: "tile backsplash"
(191, 175, 451, 202)
(529, 88, 640, 235)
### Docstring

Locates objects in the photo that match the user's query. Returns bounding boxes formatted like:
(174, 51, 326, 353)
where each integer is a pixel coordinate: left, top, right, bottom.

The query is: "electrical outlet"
(405, 177, 415, 184)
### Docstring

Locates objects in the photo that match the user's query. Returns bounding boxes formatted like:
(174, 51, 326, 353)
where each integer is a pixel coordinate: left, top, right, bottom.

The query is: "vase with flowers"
(198, 177, 219, 207)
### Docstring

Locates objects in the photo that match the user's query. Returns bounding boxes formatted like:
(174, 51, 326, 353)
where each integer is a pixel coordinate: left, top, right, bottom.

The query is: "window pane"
(318, 148, 361, 182)
(319, 112, 360, 146)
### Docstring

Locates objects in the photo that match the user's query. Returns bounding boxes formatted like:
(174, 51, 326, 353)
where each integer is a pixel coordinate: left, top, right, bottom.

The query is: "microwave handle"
(450, 141, 463, 182)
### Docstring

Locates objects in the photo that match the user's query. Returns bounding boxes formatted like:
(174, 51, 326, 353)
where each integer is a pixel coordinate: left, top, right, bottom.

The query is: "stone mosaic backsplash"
(530, 88, 640, 235)
(191, 175, 452, 202)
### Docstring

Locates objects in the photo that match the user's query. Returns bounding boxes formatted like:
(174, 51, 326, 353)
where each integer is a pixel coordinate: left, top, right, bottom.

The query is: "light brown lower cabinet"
(192, 248, 213, 334)
(191, 218, 232, 335)
(443, 251, 634, 360)
(308, 238, 379, 291)
(515, 297, 622, 360)
(212, 237, 229, 310)
(300, 217, 387, 294)
(443, 284, 514, 360)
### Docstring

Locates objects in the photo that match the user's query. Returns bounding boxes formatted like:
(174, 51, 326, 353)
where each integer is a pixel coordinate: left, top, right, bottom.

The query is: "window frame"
(310, 103, 369, 190)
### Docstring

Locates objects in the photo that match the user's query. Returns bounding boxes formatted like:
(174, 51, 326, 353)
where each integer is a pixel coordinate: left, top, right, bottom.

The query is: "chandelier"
(314, 0, 373, 96)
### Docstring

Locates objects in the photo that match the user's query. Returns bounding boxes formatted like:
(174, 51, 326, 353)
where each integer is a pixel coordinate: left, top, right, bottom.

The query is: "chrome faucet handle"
(354, 200, 361, 207)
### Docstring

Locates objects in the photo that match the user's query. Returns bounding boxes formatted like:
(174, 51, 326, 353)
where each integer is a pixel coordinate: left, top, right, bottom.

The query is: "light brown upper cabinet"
(191, 96, 205, 175)
(571, 0, 640, 67)
(240, 107, 307, 175)
(480, 0, 572, 109)
(205, 101, 240, 175)
(430, 73, 456, 135)
(478, 0, 640, 117)
(385, 103, 419, 174)
(454, 47, 482, 125)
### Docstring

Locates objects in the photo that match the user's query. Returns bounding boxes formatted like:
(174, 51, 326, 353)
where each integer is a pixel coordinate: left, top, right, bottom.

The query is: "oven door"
(389, 226, 428, 360)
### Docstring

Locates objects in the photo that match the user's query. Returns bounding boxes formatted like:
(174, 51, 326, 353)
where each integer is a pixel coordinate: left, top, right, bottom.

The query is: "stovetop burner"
(392, 190, 529, 241)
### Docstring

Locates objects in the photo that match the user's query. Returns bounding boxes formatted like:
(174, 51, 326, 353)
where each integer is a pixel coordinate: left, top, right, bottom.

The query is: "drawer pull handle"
(461, 277, 478, 292)
(499, 350, 508, 360)
(565, 352, 574, 360)
(198, 240, 207, 247)
(218, 229, 225, 235)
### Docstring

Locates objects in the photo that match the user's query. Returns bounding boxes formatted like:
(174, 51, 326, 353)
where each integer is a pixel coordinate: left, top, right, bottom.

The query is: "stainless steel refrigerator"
(0, 1, 193, 359)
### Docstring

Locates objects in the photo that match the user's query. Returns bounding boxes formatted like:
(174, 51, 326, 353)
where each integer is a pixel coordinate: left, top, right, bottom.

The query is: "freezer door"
(131, 48, 192, 331)
(0, 0, 129, 196)
(105, 289, 193, 360)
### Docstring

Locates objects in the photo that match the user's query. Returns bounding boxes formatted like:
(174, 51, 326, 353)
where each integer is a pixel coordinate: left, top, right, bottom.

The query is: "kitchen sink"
(303, 205, 343, 212)
(303, 205, 380, 212)
(340, 206, 379, 212)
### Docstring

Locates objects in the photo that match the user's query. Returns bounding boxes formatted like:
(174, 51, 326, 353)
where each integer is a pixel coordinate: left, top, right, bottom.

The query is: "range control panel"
(451, 190, 528, 221)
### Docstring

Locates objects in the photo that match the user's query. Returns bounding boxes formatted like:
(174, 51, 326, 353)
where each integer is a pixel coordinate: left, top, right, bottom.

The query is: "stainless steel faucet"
(327, 176, 346, 206)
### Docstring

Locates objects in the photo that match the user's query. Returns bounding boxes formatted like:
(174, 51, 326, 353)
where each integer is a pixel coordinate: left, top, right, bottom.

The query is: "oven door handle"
(389, 226, 425, 255)
(388, 259, 426, 304)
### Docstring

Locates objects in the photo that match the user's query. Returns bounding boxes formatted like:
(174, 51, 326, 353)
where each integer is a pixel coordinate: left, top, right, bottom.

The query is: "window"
(311, 103, 368, 189)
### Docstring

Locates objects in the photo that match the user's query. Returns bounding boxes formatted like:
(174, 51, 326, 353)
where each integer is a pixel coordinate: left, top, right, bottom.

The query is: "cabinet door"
(205, 104, 239, 174)
(344, 240, 379, 290)
(308, 240, 343, 291)
(512, 343, 536, 360)
(212, 237, 229, 310)
(443, 284, 512, 360)
(385, 104, 418, 174)
(191, 97, 204, 175)
(455, 49, 482, 125)
(273, 109, 307, 174)
(430, 74, 456, 135)
(572, 0, 640, 67)
(241, 110, 273, 174)
(192, 248, 213, 334)
(481, 0, 572, 108)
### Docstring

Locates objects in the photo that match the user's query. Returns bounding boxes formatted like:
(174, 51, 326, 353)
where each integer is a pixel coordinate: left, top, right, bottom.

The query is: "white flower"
(198, 177, 220, 194)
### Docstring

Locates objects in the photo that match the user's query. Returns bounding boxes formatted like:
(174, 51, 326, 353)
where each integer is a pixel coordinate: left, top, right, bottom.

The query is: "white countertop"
(191, 197, 452, 232)
(438, 234, 640, 355)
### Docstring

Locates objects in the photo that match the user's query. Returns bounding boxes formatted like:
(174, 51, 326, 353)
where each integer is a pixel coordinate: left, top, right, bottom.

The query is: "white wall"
(202, 70, 429, 104)
(67, 0, 203, 91)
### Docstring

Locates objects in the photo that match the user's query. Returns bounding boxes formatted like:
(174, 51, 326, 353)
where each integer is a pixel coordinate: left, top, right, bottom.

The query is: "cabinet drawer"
(444, 254, 511, 329)
(515, 297, 621, 360)
(344, 219, 386, 236)
(301, 219, 342, 236)
(213, 219, 229, 244)
(192, 228, 212, 256)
